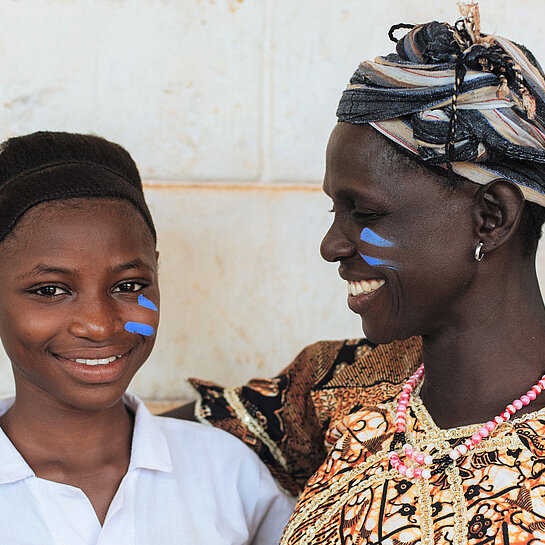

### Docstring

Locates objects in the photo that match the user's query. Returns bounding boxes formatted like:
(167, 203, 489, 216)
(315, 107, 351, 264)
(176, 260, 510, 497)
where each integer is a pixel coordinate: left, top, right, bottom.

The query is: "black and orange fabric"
(190, 337, 422, 496)
(191, 337, 545, 543)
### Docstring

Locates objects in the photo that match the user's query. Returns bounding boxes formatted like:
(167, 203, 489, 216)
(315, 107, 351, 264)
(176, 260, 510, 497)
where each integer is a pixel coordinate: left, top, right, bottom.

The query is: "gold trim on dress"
(223, 387, 288, 470)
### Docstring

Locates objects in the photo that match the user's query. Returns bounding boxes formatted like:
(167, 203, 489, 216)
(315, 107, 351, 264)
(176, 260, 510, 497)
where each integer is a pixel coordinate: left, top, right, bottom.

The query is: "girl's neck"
(0, 389, 134, 474)
(0, 390, 135, 526)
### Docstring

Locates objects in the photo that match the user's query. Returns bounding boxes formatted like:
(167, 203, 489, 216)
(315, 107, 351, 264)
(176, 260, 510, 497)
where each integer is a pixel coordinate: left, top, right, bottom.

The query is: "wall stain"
(197, 0, 244, 13)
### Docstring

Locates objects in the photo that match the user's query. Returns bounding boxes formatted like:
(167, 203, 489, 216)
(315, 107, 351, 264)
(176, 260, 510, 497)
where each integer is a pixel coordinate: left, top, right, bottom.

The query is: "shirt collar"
(0, 398, 34, 484)
(124, 392, 173, 474)
(0, 393, 173, 485)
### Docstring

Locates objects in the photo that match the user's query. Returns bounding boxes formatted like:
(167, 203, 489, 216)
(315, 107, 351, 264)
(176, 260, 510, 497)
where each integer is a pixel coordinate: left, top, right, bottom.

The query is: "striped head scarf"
(336, 4, 545, 206)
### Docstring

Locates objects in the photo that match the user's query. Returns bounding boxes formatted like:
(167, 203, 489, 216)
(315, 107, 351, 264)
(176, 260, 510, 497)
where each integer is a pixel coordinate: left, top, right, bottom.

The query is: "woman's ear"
(472, 179, 525, 253)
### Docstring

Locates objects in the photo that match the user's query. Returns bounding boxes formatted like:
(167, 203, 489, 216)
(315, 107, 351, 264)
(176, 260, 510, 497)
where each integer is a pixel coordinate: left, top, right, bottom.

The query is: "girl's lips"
(54, 351, 131, 384)
(71, 354, 122, 366)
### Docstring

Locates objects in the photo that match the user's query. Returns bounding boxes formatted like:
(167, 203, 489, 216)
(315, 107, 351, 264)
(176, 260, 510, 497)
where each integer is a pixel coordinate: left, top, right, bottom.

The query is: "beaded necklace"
(388, 363, 545, 479)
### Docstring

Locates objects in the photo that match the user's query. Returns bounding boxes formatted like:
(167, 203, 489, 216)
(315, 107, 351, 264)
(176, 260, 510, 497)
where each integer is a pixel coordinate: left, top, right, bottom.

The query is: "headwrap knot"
(336, 3, 545, 205)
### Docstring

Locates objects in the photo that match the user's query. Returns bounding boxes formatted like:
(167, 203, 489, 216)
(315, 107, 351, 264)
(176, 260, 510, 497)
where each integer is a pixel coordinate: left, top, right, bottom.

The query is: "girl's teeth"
(347, 279, 385, 296)
(74, 355, 119, 366)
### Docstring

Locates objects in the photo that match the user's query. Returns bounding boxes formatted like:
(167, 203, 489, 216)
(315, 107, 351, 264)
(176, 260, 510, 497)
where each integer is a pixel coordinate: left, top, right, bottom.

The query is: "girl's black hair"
(0, 131, 156, 243)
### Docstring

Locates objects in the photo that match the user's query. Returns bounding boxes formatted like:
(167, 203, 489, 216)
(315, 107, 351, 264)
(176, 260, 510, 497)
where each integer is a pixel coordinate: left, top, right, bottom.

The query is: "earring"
(474, 241, 485, 261)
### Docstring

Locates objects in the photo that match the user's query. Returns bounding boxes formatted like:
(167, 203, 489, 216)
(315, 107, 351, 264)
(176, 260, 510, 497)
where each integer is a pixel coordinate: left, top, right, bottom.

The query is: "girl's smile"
(0, 198, 159, 412)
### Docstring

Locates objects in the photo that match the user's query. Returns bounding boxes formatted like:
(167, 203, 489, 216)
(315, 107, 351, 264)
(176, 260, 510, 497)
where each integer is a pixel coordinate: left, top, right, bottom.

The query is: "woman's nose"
(68, 296, 122, 341)
(320, 220, 357, 262)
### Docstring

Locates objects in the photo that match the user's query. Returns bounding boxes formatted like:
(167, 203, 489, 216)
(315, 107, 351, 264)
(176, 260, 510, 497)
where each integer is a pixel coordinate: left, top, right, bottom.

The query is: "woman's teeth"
(347, 279, 385, 296)
(73, 355, 122, 366)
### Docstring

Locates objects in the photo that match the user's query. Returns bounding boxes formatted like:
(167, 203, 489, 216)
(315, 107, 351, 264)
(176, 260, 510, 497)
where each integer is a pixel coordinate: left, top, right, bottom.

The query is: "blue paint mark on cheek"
(358, 252, 400, 271)
(125, 322, 155, 337)
(360, 228, 394, 248)
(125, 295, 158, 336)
(138, 294, 158, 312)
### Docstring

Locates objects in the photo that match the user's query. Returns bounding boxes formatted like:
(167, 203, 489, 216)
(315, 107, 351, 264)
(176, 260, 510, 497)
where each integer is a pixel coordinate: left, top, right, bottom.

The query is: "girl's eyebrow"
(17, 264, 76, 280)
(17, 259, 154, 280)
(110, 259, 154, 273)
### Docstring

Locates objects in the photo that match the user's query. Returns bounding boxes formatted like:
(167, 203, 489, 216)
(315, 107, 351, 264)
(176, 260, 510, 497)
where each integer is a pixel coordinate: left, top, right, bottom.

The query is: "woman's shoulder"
(304, 335, 422, 390)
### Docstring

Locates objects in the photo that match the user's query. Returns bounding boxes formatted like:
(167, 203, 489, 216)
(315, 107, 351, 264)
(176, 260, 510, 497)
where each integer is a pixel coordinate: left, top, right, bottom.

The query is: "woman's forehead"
(328, 124, 404, 171)
(326, 124, 419, 188)
(324, 123, 476, 207)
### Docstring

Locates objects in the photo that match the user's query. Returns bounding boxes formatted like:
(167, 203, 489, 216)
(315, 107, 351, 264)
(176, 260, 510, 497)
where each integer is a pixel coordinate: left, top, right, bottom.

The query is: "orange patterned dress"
(191, 337, 545, 544)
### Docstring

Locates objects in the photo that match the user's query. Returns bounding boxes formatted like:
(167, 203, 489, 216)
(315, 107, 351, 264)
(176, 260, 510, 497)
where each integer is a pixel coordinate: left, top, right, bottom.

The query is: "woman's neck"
(419, 265, 545, 429)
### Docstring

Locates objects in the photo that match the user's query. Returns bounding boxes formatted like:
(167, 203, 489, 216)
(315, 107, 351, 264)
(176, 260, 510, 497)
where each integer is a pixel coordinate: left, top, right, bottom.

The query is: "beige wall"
(0, 0, 544, 403)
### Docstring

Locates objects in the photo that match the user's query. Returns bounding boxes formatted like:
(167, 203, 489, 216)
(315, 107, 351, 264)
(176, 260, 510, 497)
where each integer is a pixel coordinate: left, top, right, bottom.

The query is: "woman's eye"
(34, 286, 68, 297)
(351, 211, 378, 222)
(113, 281, 145, 293)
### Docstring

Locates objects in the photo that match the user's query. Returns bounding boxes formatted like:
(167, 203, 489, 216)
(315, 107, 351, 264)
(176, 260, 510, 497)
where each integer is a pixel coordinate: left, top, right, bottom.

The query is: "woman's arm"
(165, 340, 350, 495)
(164, 336, 422, 495)
(162, 401, 197, 421)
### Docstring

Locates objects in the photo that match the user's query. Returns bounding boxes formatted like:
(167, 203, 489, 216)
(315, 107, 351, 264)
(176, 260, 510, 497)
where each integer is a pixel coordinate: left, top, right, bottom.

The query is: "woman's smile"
(345, 278, 386, 315)
(321, 123, 479, 343)
(346, 279, 385, 296)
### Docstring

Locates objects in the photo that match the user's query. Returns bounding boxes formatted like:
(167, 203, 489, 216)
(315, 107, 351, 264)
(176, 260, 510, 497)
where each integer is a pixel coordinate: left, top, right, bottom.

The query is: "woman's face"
(0, 198, 159, 412)
(321, 123, 479, 343)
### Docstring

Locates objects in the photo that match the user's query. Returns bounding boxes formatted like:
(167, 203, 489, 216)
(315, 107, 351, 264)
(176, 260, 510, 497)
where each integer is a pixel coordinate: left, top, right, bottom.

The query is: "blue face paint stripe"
(358, 252, 400, 271)
(360, 228, 394, 248)
(125, 322, 155, 336)
(138, 294, 158, 311)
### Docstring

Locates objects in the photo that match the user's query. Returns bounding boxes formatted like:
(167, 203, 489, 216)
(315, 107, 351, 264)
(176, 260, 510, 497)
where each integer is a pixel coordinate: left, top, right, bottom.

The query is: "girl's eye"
(34, 286, 69, 298)
(113, 281, 145, 293)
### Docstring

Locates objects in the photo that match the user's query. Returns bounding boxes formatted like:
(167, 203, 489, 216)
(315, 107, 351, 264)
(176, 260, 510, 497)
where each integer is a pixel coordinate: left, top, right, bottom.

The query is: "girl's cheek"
(124, 295, 159, 337)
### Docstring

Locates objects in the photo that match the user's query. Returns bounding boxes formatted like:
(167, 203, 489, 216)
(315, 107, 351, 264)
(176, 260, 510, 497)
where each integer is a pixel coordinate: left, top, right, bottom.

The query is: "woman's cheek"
(358, 227, 401, 271)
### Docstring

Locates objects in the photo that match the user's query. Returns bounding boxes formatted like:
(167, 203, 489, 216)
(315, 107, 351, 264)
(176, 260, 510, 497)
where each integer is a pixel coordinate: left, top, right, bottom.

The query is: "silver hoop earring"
(474, 241, 485, 261)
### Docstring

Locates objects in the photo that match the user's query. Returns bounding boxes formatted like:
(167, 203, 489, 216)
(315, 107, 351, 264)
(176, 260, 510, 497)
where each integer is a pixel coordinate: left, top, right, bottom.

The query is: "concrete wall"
(0, 0, 544, 404)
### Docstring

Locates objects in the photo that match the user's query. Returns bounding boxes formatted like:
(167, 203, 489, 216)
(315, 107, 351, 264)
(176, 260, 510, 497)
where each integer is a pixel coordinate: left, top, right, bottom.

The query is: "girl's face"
(320, 123, 478, 343)
(0, 198, 159, 412)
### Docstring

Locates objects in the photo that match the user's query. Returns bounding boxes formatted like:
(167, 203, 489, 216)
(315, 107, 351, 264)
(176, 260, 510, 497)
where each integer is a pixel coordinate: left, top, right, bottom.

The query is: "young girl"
(0, 131, 294, 544)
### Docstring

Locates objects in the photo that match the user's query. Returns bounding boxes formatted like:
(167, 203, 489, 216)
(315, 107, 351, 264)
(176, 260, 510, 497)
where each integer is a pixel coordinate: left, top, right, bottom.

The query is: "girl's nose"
(320, 220, 357, 263)
(67, 296, 122, 342)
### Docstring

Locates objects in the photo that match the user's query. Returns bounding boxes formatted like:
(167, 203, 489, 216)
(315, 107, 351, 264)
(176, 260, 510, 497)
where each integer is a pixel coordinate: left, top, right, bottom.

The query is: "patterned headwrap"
(336, 3, 545, 206)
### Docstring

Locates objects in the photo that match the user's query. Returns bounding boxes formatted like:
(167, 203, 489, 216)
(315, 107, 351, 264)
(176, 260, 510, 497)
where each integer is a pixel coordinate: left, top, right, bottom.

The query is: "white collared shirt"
(0, 394, 295, 545)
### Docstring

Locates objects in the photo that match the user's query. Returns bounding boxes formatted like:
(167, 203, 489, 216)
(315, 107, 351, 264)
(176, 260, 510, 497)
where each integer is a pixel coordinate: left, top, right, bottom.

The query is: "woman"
(177, 6, 545, 543)
(0, 131, 293, 544)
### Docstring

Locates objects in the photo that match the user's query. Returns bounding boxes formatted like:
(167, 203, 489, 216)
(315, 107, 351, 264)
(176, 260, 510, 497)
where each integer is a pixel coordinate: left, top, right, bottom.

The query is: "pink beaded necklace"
(388, 363, 545, 480)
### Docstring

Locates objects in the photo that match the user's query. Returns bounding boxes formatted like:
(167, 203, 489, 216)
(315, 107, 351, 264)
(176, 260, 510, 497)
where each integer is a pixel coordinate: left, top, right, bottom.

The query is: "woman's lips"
(347, 279, 385, 296)
(346, 279, 385, 313)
